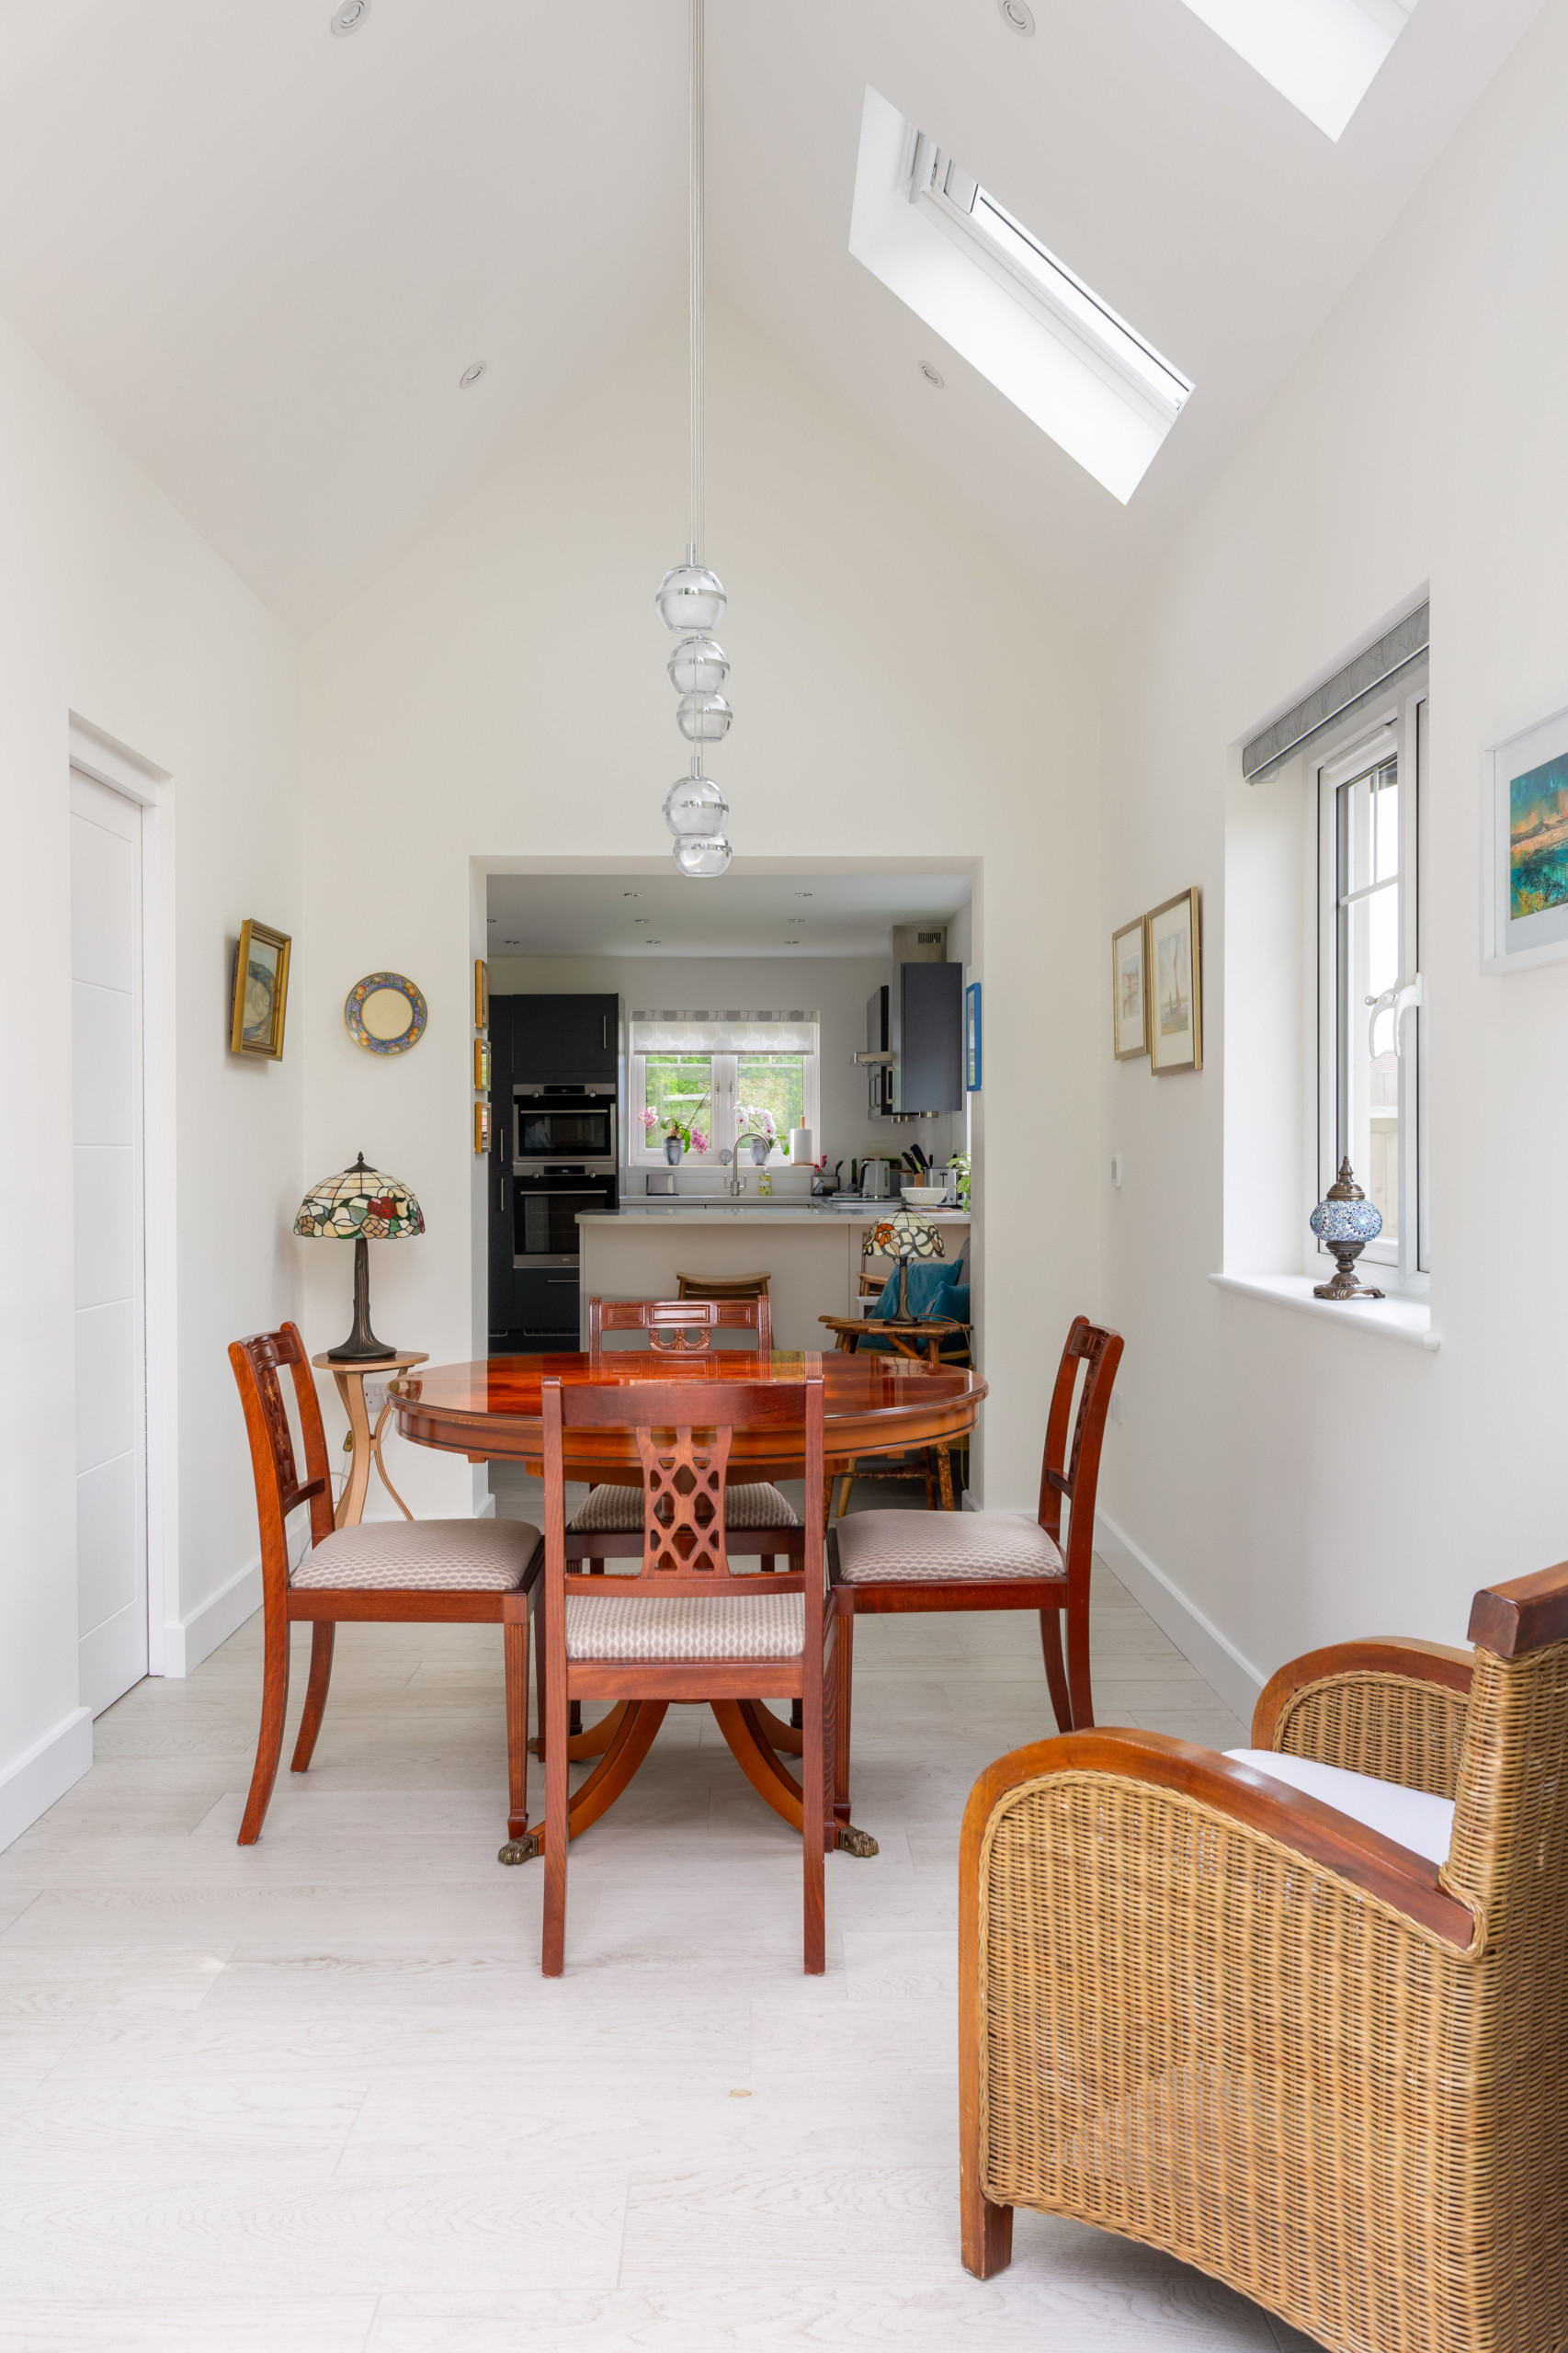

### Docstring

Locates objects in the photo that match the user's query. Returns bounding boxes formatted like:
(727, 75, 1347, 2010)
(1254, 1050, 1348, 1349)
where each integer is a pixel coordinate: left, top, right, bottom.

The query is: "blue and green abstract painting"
(1510, 755, 1568, 919)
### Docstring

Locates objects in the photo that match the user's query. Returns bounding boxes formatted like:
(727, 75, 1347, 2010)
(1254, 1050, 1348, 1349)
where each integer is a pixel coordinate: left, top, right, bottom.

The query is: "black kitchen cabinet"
(510, 993, 618, 1079)
(508, 1267, 581, 1348)
(868, 963, 963, 1117)
(486, 995, 516, 1339)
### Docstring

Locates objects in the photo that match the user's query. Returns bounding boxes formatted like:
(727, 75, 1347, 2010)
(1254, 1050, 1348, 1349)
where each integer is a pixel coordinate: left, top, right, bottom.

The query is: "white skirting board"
(0, 1706, 92, 1856)
(162, 1553, 263, 1678)
(1094, 1511, 1267, 1725)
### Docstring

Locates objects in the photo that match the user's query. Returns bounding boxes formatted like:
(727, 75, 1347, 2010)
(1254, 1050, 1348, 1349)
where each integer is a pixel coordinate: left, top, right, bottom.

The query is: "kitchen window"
(628, 1015, 820, 1167)
(1315, 675, 1428, 1288)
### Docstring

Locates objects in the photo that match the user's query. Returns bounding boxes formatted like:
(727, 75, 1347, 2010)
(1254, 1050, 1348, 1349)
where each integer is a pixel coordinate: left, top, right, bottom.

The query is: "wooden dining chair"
(538, 1371, 835, 1974)
(675, 1271, 771, 1302)
(957, 1557, 1568, 2353)
(569, 1296, 801, 1570)
(828, 1315, 1122, 1835)
(229, 1323, 543, 1848)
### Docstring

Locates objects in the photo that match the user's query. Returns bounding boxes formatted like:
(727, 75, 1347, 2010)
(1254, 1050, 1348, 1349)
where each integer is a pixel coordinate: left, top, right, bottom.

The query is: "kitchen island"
(576, 1203, 971, 1353)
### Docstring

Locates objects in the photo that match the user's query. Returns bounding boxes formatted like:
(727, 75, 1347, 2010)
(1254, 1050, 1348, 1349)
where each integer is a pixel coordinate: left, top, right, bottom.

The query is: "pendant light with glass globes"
(656, 0, 733, 881)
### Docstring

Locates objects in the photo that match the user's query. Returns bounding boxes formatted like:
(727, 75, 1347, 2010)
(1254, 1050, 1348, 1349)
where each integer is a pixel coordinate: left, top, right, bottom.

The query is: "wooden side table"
(816, 1315, 972, 1511)
(312, 1350, 428, 1529)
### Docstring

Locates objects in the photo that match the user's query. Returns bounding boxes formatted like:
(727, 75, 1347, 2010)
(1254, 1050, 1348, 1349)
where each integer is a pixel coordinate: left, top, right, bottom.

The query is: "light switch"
(1110, 1154, 1123, 1188)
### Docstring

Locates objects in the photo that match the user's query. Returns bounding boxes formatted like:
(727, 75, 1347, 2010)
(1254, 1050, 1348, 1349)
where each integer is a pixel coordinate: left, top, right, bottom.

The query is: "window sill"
(1208, 1272, 1439, 1350)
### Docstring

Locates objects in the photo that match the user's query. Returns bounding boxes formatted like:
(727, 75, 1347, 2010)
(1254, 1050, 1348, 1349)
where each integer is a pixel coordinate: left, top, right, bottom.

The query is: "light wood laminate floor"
(0, 1473, 1318, 2353)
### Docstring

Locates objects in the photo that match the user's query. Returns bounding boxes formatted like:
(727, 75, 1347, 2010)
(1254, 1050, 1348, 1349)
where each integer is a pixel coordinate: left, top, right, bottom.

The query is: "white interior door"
(71, 769, 148, 1714)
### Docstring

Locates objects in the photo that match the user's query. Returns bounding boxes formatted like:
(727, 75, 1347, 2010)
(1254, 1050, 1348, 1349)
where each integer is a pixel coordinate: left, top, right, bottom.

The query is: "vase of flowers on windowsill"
(642, 1108, 709, 1164)
(737, 1107, 781, 1165)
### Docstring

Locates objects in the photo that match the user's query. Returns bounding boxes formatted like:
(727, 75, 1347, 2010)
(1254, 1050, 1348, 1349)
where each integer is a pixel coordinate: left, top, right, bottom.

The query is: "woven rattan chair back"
(586, 1294, 773, 1356)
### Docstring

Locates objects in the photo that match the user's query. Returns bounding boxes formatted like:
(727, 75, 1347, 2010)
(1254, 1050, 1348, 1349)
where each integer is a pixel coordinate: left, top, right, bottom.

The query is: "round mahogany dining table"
(388, 1349, 987, 1859)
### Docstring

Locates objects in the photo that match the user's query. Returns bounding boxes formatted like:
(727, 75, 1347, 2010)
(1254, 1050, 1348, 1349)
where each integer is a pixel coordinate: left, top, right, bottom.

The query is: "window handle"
(1366, 972, 1422, 1060)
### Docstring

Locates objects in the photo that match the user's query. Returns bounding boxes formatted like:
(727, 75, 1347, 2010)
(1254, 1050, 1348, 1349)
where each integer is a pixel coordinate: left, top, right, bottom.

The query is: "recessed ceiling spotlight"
(919, 361, 945, 389)
(459, 360, 487, 390)
(329, 0, 369, 35)
(998, 0, 1035, 31)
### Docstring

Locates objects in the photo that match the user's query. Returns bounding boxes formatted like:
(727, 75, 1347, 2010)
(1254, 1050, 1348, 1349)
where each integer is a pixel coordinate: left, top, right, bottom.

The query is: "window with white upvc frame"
(627, 1018, 820, 1168)
(1314, 674, 1428, 1290)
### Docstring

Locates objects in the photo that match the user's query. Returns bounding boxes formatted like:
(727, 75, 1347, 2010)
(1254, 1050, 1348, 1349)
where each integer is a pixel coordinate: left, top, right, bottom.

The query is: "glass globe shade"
(676, 691, 733, 745)
(675, 835, 733, 880)
(655, 563, 726, 634)
(667, 635, 729, 696)
(663, 772, 729, 840)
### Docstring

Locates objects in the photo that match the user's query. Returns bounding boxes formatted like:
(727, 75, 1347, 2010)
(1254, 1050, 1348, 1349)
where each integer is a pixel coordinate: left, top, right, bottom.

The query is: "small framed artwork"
(474, 1038, 491, 1091)
(474, 959, 489, 1030)
(1147, 888, 1203, 1074)
(474, 1101, 491, 1155)
(1110, 916, 1148, 1059)
(1483, 702, 1568, 972)
(230, 919, 291, 1059)
(964, 982, 982, 1091)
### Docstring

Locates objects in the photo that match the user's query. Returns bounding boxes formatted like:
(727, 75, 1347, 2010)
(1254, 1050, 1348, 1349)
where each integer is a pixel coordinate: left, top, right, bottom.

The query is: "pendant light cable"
(688, 0, 705, 570)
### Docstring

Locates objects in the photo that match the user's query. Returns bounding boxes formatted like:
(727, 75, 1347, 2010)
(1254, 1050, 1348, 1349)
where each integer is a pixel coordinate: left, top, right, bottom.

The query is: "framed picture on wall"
(474, 959, 489, 1029)
(1110, 916, 1148, 1059)
(1483, 701, 1568, 972)
(474, 1100, 491, 1155)
(964, 982, 982, 1091)
(474, 1038, 491, 1091)
(1147, 889, 1203, 1074)
(230, 919, 291, 1059)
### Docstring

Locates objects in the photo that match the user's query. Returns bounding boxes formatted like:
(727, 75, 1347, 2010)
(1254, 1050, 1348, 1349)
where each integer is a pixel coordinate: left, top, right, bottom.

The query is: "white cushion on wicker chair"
(569, 1481, 801, 1534)
(1225, 1750, 1455, 1867)
(565, 1590, 804, 1661)
(833, 1509, 1063, 1586)
(292, 1518, 540, 1592)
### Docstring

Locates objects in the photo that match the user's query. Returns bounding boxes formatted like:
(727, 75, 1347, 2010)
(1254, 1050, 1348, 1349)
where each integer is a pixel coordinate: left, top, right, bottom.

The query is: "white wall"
(1098, 0, 1568, 1710)
(487, 950, 968, 1187)
(301, 301, 1098, 1516)
(0, 313, 301, 1845)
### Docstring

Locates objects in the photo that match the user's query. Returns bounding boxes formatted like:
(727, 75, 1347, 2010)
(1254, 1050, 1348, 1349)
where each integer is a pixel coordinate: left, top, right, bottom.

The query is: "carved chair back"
(542, 1373, 824, 1605)
(586, 1294, 773, 1356)
(229, 1324, 335, 1595)
(1036, 1317, 1123, 1596)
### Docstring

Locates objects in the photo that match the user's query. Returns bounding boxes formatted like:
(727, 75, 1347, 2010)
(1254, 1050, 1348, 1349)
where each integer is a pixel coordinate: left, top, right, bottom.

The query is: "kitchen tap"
(722, 1132, 773, 1197)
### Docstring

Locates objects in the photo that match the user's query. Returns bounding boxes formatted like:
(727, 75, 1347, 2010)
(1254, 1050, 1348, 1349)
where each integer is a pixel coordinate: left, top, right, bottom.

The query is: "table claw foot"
(836, 1824, 879, 1858)
(497, 1833, 540, 1865)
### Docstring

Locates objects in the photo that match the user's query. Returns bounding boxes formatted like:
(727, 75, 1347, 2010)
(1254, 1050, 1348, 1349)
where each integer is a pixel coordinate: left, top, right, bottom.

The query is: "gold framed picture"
(1147, 888, 1203, 1074)
(474, 959, 488, 1031)
(230, 919, 291, 1059)
(474, 1100, 491, 1155)
(1110, 916, 1148, 1059)
(474, 1038, 491, 1090)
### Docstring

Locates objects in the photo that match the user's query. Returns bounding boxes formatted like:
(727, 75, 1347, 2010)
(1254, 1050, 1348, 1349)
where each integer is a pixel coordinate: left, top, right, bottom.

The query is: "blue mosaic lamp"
(1310, 1158, 1384, 1302)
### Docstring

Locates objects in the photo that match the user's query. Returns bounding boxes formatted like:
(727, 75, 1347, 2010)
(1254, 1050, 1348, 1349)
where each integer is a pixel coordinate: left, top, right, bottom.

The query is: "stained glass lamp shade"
(866, 1211, 946, 1319)
(294, 1153, 425, 1361)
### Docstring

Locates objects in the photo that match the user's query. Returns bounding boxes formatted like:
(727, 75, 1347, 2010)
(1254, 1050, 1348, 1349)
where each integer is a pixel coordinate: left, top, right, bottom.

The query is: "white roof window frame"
(849, 87, 1193, 505)
(1176, 0, 1418, 143)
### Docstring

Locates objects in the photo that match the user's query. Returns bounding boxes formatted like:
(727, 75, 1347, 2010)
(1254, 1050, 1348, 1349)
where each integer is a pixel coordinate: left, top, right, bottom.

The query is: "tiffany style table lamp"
(867, 1211, 946, 1319)
(294, 1153, 425, 1361)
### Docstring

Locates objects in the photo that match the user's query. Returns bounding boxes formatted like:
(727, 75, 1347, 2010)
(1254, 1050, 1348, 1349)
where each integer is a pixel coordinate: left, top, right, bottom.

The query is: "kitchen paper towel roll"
(789, 1128, 813, 1165)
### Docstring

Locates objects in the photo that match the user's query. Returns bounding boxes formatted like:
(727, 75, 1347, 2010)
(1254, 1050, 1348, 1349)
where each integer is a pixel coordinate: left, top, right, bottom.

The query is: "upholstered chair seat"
(565, 1589, 804, 1662)
(292, 1518, 540, 1593)
(568, 1481, 799, 1537)
(1224, 1748, 1455, 1865)
(833, 1508, 1064, 1586)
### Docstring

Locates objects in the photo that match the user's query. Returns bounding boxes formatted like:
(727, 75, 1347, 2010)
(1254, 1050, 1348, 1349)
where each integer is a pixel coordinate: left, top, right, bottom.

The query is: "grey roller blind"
(1244, 603, 1428, 782)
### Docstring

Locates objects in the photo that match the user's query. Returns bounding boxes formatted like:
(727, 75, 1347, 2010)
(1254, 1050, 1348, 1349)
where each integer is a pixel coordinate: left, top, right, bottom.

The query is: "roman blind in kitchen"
(630, 1012, 819, 1052)
(1243, 602, 1428, 783)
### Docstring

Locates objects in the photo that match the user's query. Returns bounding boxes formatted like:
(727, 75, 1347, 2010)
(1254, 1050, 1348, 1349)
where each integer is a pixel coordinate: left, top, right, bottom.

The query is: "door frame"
(68, 715, 176, 1678)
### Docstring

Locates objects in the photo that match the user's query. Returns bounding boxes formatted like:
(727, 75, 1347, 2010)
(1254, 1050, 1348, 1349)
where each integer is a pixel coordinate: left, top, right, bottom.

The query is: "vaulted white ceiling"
(0, 0, 1540, 636)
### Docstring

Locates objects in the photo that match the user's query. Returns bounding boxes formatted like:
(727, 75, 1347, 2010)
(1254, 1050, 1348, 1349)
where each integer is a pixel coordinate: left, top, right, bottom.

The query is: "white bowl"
(901, 1185, 949, 1208)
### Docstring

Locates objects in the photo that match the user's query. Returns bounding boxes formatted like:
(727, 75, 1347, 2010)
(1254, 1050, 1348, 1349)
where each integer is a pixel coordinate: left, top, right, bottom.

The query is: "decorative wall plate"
(346, 972, 427, 1054)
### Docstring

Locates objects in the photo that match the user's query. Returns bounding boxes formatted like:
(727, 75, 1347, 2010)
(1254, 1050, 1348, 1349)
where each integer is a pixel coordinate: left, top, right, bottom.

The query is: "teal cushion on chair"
(870, 1263, 954, 1322)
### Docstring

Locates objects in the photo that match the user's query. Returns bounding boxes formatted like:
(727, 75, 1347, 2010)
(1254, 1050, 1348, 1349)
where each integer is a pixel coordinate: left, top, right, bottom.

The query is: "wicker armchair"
(959, 1560, 1568, 2353)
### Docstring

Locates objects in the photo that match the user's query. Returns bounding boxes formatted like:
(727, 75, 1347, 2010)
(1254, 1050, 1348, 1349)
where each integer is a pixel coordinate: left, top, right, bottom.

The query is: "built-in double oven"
(508, 1084, 618, 1346)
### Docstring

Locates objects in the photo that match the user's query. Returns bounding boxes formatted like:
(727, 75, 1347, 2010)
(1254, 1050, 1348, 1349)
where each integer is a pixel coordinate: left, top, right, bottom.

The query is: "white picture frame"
(1482, 700, 1568, 973)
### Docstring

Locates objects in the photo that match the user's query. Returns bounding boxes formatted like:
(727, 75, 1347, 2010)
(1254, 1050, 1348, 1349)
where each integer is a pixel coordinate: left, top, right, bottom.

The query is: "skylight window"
(1177, 0, 1419, 142)
(848, 87, 1192, 504)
